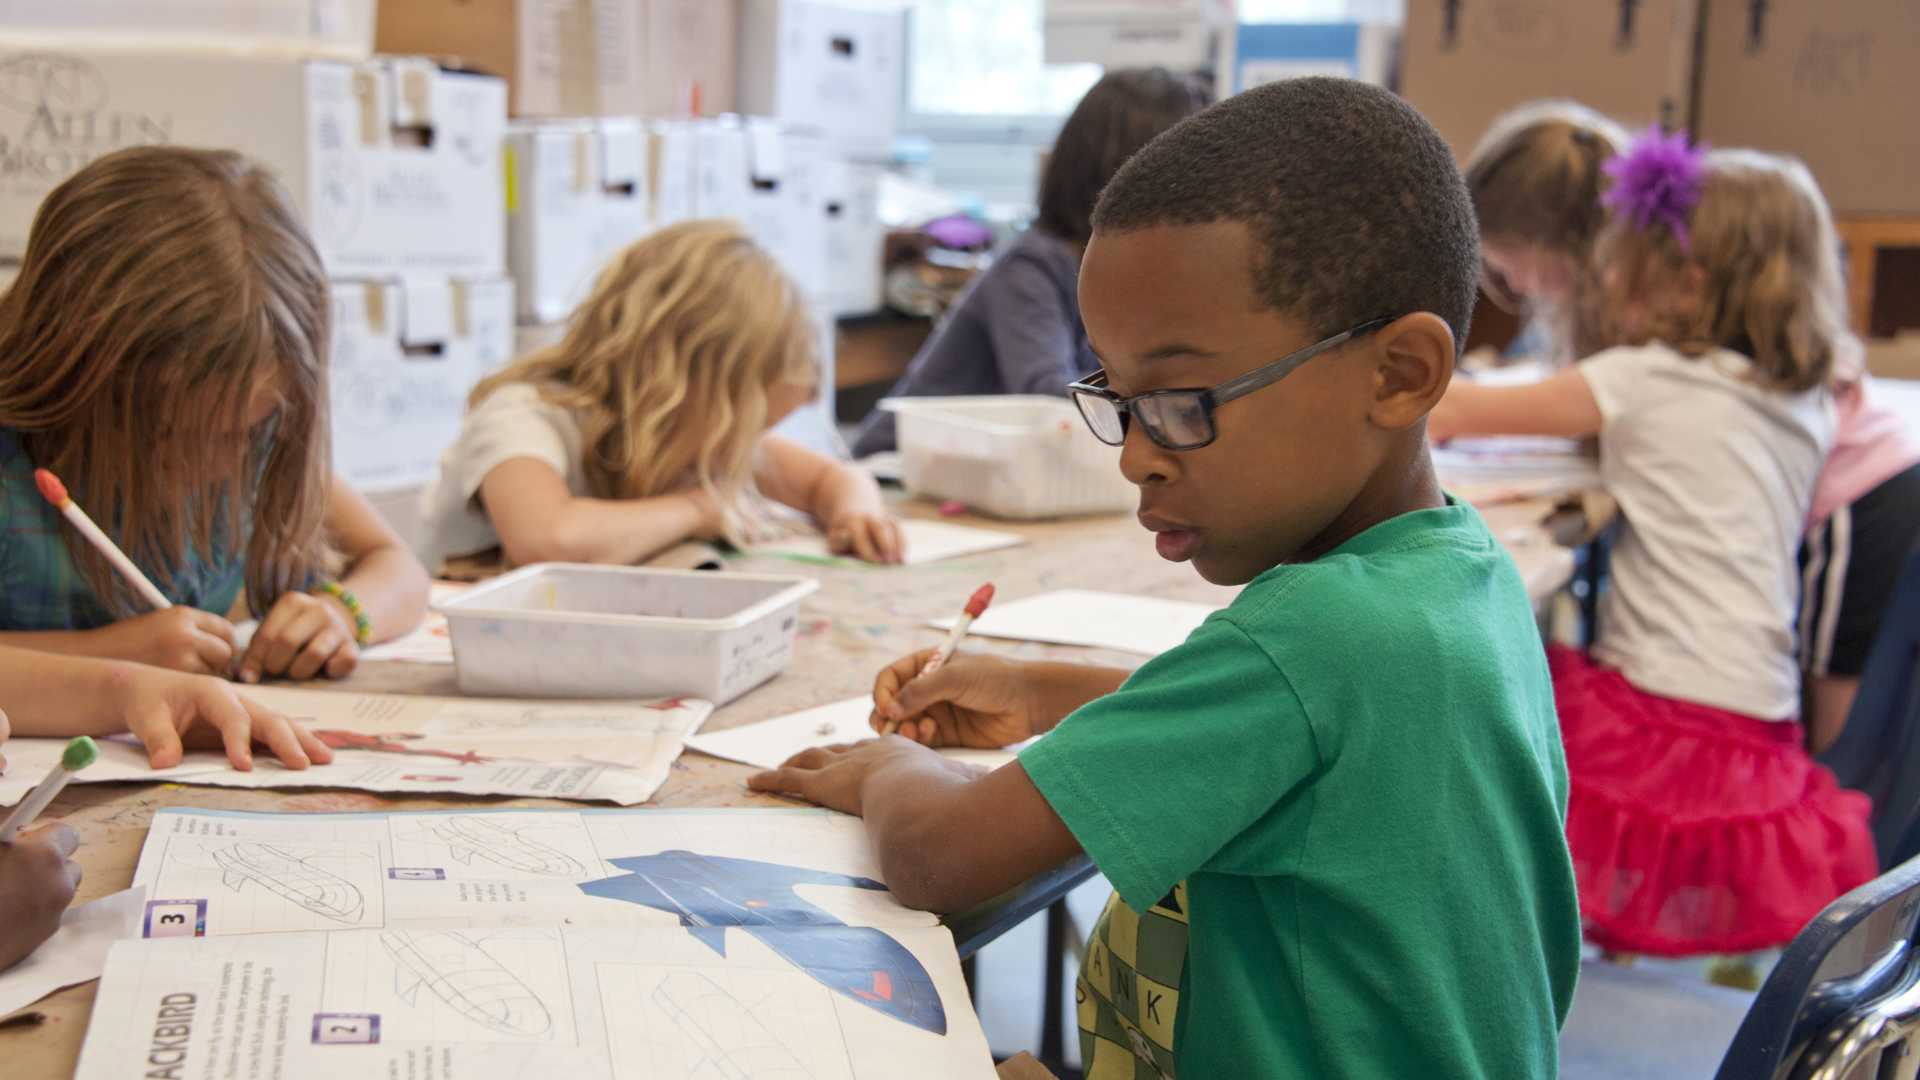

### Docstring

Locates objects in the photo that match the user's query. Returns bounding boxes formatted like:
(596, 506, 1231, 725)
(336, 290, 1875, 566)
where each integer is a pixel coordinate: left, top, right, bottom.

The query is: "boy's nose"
(1118, 425, 1176, 487)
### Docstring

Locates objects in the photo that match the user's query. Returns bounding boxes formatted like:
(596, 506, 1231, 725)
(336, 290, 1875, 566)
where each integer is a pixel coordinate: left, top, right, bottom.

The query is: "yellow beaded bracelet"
(313, 580, 372, 646)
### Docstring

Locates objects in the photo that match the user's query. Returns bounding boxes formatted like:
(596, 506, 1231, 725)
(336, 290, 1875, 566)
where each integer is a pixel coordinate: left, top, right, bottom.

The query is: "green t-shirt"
(1019, 498, 1580, 1079)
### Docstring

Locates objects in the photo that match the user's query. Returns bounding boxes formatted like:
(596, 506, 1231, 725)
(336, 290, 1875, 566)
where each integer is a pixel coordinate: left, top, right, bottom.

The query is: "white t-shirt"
(1579, 344, 1835, 720)
(417, 381, 590, 572)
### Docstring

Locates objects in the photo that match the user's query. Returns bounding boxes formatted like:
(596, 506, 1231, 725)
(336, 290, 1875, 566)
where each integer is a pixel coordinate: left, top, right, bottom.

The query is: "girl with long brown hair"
(419, 220, 901, 570)
(0, 146, 429, 684)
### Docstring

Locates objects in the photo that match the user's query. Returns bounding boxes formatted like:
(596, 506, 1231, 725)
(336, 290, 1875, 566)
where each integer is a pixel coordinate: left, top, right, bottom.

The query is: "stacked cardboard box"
(0, 34, 513, 497)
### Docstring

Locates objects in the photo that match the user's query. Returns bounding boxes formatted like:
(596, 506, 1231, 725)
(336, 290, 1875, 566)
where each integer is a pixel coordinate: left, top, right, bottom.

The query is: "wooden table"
(2, 495, 1578, 1077)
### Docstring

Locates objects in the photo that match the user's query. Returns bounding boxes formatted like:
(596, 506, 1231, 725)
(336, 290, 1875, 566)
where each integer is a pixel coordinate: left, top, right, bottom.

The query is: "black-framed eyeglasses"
(1066, 316, 1394, 451)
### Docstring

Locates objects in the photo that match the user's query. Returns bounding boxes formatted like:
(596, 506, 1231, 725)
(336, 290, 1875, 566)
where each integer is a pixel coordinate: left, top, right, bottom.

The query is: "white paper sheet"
(81, 808, 996, 1078)
(753, 520, 1026, 566)
(686, 696, 1026, 773)
(933, 589, 1215, 656)
(0, 886, 144, 1018)
(0, 688, 712, 808)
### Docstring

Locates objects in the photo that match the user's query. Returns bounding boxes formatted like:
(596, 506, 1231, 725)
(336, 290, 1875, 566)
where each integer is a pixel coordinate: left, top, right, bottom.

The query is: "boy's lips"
(1139, 512, 1203, 562)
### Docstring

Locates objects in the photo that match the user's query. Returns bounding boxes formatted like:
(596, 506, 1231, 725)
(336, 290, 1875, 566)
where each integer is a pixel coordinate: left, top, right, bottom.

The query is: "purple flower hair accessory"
(1602, 126, 1709, 252)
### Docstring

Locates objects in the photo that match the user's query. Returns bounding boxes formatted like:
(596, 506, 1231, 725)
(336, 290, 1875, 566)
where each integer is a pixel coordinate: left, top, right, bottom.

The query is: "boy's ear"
(1367, 313, 1455, 431)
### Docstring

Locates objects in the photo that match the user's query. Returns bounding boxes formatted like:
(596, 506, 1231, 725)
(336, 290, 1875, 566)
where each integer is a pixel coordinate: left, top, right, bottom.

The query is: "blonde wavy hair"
(1580, 148, 1852, 394)
(471, 220, 818, 539)
(0, 146, 332, 616)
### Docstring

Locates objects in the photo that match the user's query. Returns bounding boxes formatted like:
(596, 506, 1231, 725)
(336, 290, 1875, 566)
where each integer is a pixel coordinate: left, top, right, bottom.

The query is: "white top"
(1579, 344, 1834, 720)
(417, 382, 589, 572)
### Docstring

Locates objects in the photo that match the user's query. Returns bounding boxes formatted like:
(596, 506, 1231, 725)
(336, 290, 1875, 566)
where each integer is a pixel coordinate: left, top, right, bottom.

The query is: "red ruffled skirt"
(1549, 645, 1876, 955)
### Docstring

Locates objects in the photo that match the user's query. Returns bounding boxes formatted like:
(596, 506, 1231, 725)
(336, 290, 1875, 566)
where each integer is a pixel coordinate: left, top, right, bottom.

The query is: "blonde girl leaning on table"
(419, 220, 903, 572)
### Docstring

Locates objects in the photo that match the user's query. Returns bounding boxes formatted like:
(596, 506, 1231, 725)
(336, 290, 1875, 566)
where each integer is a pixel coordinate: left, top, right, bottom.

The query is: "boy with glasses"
(751, 78, 1579, 1079)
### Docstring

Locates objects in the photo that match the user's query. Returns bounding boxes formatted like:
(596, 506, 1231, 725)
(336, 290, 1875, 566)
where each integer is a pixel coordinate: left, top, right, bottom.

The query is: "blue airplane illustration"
(578, 850, 947, 1035)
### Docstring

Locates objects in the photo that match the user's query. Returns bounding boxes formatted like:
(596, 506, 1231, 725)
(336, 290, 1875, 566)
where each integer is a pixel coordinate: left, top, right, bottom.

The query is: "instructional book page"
(753, 520, 1026, 566)
(75, 923, 993, 1079)
(89, 808, 995, 1077)
(127, 808, 939, 938)
(686, 697, 1026, 773)
(933, 589, 1215, 656)
(0, 689, 712, 808)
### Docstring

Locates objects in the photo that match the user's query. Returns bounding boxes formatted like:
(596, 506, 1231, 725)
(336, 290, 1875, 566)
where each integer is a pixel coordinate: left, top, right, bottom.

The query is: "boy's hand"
(748, 739, 976, 815)
(112, 666, 333, 772)
(826, 510, 905, 564)
(871, 650, 1039, 749)
(0, 824, 81, 972)
(237, 592, 359, 684)
(93, 607, 237, 677)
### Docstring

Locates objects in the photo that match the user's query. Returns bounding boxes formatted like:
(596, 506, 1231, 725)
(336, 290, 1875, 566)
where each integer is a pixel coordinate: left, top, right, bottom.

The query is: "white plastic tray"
(881, 395, 1135, 519)
(436, 563, 819, 704)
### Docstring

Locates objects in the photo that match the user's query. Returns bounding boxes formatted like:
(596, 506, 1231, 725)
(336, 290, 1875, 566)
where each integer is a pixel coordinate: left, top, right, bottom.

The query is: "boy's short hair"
(1092, 77, 1480, 350)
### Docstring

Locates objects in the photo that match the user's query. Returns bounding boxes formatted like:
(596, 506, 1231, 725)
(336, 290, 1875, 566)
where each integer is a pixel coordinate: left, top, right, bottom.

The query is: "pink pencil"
(35, 468, 171, 611)
(883, 583, 994, 736)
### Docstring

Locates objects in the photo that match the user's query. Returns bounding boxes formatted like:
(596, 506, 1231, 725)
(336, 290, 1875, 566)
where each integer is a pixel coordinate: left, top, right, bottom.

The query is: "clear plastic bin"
(436, 564, 819, 704)
(880, 396, 1135, 519)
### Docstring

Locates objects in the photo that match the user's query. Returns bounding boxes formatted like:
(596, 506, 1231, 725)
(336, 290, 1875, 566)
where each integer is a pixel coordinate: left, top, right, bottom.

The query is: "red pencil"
(883, 583, 994, 736)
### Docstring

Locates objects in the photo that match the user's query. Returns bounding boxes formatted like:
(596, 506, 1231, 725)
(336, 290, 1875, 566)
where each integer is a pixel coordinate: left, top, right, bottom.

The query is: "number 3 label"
(142, 899, 207, 939)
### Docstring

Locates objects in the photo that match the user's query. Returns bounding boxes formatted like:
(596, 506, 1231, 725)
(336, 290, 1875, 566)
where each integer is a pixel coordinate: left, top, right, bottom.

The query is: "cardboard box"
(821, 157, 884, 316)
(377, 0, 735, 118)
(0, 44, 505, 276)
(1044, 0, 1233, 69)
(1399, 0, 1701, 164)
(1697, 0, 1920, 215)
(1866, 335, 1920, 383)
(693, 116, 752, 223)
(507, 118, 652, 324)
(649, 120, 699, 228)
(738, 0, 905, 160)
(0, 0, 373, 56)
(745, 121, 830, 300)
(1223, 21, 1397, 96)
(330, 275, 514, 493)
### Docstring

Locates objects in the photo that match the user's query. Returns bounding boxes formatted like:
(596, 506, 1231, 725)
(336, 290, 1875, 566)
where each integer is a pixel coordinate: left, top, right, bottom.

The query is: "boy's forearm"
(1025, 662, 1132, 732)
(860, 753, 1083, 914)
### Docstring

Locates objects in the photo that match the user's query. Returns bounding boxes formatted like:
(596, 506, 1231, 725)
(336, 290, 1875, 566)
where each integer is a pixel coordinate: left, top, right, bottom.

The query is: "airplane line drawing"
(380, 930, 554, 1038)
(652, 972, 816, 1079)
(579, 851, 947, 1035)
(210, 842, 365, 923)
(423, 817, 589, 877)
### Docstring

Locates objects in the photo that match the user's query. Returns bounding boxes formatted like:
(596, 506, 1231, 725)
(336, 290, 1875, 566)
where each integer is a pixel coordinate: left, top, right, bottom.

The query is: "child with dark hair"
(851, 67, 1209, 456)
(757, 78, 1579, 1078)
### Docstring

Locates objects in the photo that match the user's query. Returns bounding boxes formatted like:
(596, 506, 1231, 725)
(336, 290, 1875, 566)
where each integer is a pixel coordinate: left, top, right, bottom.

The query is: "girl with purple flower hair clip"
(1432, 135, 1879, 963)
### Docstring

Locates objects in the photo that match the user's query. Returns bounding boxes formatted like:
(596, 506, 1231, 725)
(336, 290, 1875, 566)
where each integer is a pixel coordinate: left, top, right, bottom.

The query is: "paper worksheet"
(686, 697, 1027, 773)
(81, 807, 995, 1077)
(0, 887, 144, 1018)
(933, 589, 1216, 656)
(753, 520, 1026, 566)
(0, 687, 712, 808)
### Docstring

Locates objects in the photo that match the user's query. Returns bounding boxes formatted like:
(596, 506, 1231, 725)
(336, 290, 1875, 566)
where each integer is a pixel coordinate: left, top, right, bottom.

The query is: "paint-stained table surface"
(2, 494, 1582, 1077)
